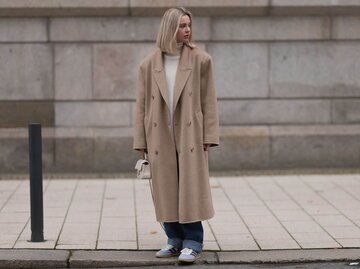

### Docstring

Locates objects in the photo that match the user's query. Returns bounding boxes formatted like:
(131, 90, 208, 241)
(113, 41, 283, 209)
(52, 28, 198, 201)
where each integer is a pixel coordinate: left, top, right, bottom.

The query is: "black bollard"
(28, 123, 44, 242)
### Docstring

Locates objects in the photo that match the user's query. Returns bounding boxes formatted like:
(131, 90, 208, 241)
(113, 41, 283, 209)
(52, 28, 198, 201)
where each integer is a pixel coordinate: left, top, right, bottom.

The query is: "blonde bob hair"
(156, 7, 195, 54)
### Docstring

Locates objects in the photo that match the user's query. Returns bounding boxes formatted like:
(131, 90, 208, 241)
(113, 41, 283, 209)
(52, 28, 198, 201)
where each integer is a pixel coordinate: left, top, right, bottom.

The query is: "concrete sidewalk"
(0, 174, 360, 267)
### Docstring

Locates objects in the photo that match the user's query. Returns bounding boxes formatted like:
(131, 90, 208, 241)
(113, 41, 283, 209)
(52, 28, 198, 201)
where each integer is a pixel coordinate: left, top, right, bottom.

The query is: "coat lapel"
(153, 46, 193, 114)
(153, 49, 170, 111)
(173, 45, 192, 113)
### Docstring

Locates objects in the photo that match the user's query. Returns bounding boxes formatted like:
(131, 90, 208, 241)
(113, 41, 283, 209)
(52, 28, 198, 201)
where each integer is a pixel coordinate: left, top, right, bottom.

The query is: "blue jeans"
(163, 221, 203, 253)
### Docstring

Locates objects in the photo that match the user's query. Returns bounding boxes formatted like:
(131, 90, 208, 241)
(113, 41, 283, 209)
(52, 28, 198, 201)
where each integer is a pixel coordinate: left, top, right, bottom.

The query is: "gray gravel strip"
(218, 249, 360, 264)
(69, 251, 217, 268)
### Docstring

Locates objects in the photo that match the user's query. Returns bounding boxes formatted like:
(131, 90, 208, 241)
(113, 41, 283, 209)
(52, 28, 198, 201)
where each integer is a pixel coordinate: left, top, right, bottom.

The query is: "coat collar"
(153, 45, 193, 114)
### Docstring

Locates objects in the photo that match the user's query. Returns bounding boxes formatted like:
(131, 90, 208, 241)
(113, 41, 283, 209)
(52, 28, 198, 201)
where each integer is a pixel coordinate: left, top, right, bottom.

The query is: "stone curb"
(0, 249, 69, 269)
(0, 249, 359, 268)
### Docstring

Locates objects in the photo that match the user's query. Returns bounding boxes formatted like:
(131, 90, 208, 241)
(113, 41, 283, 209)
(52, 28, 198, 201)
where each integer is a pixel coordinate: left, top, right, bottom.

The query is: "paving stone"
(313, 214, 354, 226)
(299, 241, 341, 249)
(323, 226, 360, 239)
(57, 244, 95, 250)
(219, 242, 259, 251)
(282, 221, 324, 233)
(256, 240, 300, 250)
(242, 215, 282, 228)
(13, 240, 57, 249)
(96, 241, 137, 250)
(290, 232, 339, 243)
(0, 249, 69, 269)
(337, 238, 360, 248)
(272, 210, 312, 221)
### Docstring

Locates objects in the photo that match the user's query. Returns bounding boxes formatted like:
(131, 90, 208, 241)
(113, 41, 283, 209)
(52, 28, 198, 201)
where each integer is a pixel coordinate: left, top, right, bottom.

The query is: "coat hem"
(156, 214, 214, 224)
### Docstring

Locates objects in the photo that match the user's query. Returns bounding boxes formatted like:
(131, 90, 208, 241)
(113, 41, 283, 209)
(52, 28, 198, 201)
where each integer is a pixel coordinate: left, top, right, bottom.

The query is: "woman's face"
(176, 15, 191, 43)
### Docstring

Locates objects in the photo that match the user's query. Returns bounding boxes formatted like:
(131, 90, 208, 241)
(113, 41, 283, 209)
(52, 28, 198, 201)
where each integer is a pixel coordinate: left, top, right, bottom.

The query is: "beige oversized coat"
(133, 45, 219, 223)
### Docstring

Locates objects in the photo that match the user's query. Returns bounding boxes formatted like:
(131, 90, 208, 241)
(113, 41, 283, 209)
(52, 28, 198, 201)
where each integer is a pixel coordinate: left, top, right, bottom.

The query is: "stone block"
(55, 102, 132, 127)
(0, 101, 54, 128)
(209, 126, 270, 170)
(0, 18, 47, 42)
(0, 44, 53, 100)
(218, 100, 331, 125)
(0, 0, 128, 17)
(269, 42, 360, 98)
(0, 128, 54, 173)
(270, 125, 360, 168)
(332, 16, 360, 40)
(93, 128, 140, 172)
(332, 100, 360, 123)
(55, 44, 92, 100)
(130, 0, 269, 16)
(54, 137, 94, 173)
(212, 17, 330, 41)
(50, 17, 160, 42)
(207, 43, 268, 98)
(93, 43, 155, 100)
(271, 0, 360, 16)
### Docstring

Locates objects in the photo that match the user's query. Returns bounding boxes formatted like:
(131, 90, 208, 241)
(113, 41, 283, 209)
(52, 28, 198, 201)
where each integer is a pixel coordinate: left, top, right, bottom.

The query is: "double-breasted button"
(152, 95, 155, 100)
(190, 147, 194, 153)
(154, 122, 157, 127)
(188, 121, 191, 126)
(155, 150, 158, 155)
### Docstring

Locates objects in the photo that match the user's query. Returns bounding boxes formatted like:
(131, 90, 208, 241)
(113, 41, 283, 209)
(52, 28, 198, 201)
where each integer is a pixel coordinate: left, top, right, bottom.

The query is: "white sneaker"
(178, 248, 199, 263)
(155, 244, 180, 258)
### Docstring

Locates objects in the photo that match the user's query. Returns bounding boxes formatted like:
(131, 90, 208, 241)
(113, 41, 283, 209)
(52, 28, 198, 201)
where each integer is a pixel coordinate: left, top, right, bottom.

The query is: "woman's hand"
(203, 144, 210, 151)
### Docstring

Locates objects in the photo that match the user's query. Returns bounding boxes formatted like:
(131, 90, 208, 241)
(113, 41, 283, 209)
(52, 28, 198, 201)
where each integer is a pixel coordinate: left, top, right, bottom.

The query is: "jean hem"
(167, 237, 183, 249)
(183, 239, 203, 253)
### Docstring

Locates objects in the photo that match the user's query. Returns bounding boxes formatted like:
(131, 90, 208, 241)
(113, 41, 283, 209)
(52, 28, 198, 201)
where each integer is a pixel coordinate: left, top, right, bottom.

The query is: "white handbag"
(135, 153, 151, 179)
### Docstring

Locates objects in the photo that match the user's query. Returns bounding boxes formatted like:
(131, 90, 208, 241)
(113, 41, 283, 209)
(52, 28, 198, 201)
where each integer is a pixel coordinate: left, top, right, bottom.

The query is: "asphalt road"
(70, 261, 360, 269)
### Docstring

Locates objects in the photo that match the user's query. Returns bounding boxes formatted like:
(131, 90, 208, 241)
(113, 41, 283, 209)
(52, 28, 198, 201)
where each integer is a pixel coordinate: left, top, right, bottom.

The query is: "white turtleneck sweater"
(164, 43, 183, 130)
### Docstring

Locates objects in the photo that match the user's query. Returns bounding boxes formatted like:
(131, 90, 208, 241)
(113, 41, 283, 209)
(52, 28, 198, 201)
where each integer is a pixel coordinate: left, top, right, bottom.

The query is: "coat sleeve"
(200, 55, 220, 147)
(133, 65, 147, 150)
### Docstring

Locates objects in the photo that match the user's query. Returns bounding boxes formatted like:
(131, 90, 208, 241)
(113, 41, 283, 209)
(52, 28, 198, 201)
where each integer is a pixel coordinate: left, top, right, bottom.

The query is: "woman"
(133, 7, 219, 263)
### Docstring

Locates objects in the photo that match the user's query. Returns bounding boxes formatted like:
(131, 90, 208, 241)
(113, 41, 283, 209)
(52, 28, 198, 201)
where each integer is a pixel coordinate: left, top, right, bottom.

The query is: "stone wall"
(1, 1, 360, 173)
